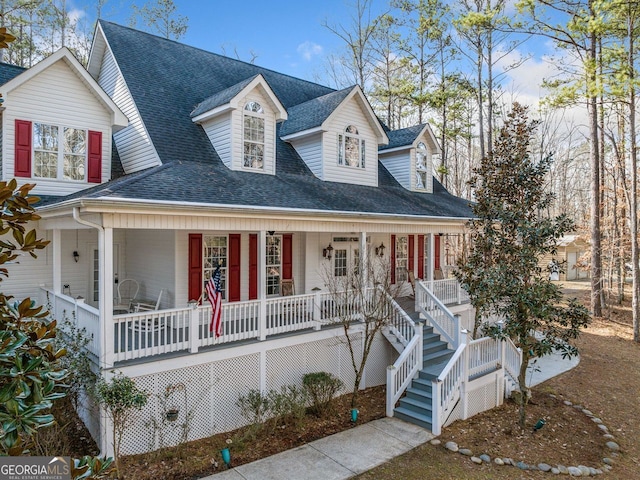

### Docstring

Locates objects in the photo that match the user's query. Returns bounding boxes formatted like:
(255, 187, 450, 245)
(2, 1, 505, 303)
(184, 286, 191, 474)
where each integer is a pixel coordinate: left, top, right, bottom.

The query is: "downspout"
(72, 207, 114, 458)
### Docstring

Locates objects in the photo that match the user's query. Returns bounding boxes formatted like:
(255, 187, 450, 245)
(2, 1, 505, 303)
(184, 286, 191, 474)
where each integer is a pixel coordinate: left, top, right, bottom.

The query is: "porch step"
(394, 407, 433, 431)
(423, 349, 454, 368)
(423, 340, 448, 356)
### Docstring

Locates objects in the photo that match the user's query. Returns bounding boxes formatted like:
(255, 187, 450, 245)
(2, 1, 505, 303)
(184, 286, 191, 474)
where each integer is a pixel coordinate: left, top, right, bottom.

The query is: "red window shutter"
(188, 234, 202, 302)
(408, 235, 415, 277)
(282, 234, 292, 280)
(249, 234, 258, 300)
(15, 120, 32, 177)
(228, 234, 241, 302)
(417, 235, 425, 279)
(391, 235, 396, 284)
(87, 130, 102, 183)
(435, 235, 441, 270)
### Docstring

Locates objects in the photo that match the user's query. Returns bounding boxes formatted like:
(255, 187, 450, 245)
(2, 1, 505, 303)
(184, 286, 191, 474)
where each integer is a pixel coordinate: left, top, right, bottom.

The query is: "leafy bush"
(267, 385, 308, 429)
(236, 389, 270, 426)
(303, 372, 344, 417)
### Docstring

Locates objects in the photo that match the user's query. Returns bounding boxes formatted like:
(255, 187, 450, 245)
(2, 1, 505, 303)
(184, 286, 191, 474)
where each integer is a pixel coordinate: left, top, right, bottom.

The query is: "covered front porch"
(36, 203, 468, 368)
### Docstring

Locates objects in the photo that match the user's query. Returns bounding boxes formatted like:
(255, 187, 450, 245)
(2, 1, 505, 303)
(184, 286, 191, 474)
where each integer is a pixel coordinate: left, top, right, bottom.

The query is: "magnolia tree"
(322, 250, 401, 408)
(457, 104, 591, 428)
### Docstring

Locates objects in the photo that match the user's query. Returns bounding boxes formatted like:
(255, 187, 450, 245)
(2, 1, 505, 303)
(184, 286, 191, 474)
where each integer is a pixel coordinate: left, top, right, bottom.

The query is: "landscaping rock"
(516, 461, 529, 470)
(578, 465, 590, 475)
(602, 434, 615, 440)
(551, 467, 560, 474)
(445, 441, 459, 452)
(589, 467, 599, 475)
(494, 458, 504, 466)
(591, 417, 602, 424)
(479, 454, 491, 463)
(564, 400, 573, 406)
(459, 448, 473, 456)
(605, 441, 620, 452)
(567, 466, 583, 476)
(470, 456, 482, 464)
(573, 404, 584, 410)
(503, 458, 514, 466)
(582, 409, 593, 416)
(558, 465, 569, 474)
(538, 463, 552, 472)
(602, 457, 614, 465)
(429, 439, 441, 446)
(597, 424, 608, 433)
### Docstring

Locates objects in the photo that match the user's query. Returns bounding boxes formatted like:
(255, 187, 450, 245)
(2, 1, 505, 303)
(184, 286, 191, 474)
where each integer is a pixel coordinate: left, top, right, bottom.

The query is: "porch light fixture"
(73, 251, 80, 263)
(375, 242, 386, 257)
(322, 243, 334, 260)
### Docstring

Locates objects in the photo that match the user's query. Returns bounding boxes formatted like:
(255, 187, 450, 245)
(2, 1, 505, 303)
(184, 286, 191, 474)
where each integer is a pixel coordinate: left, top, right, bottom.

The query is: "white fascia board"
(191, 104, 234, 124)
(322, 86, 388, 145)
(422, 123, 442, 154)
(280, 126, 324, 142)
(378, 145, 411, 155)
(2, 47, 128, 129)
(87, 22, 106, 79)
(230, 74, 288, 121)
(37, 196, 472, 225)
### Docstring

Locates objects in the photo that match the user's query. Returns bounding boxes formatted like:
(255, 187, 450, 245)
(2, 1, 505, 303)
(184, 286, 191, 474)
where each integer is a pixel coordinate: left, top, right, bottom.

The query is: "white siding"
(231, 88, 276, 175)
(379, 150, 410, 190)
(2, 229, 53, 302)
(321, 96, 378, 187)
(289, 133, 323, 178)
(97, 47, 160, 173)
(201, 113, 232, 168)
(124, 229, 175, 309)
(3, 60, 114, 196)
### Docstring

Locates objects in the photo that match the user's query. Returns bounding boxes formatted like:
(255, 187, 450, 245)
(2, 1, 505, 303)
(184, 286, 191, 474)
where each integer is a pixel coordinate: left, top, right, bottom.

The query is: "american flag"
(206, 265, 223, 337)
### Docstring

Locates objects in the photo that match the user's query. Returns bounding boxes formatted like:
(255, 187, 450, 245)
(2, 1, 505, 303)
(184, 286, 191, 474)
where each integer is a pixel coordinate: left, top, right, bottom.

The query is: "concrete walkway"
(202, 352, 579, 480)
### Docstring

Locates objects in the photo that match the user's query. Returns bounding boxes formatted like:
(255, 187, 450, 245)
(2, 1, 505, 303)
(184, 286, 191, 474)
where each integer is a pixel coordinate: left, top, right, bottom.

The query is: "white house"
(0, 21, 520, 457)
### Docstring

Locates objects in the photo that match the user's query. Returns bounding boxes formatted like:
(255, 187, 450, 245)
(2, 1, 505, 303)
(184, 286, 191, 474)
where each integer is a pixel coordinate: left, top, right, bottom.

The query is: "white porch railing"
(425, 278, 470, 305)
(432, 339, 466, 436)
(416, 280, 461, 348)
(385, 298, 423, 417)
(504, 337, 522, 387)
(467, 337, 501, 378)
(41, 288, 100, 357)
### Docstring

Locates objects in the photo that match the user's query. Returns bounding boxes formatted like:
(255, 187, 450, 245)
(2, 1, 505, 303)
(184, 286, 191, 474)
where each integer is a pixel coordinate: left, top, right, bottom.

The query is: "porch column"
(52, 229, 61, 294)
(359, 232, 368, 287)
(427, 233, 435, 283)
(258, 230, 267, 341)
(100, 227, 115, 368)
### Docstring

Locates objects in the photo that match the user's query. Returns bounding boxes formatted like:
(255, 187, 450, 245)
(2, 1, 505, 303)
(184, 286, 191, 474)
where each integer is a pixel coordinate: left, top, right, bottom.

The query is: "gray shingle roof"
(190, 75, 258, 118)
(43, 21, 472, 220)
(380, 124, 426, 151)
(0, 62, 26, 86)
(279, 87, 353, 137)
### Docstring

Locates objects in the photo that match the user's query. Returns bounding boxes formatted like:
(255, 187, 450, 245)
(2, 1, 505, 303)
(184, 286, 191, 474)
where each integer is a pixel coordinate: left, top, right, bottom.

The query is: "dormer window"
(416, 142, 428, 189)
(243, 101, 265, 169)
(338, 125, 365, 168)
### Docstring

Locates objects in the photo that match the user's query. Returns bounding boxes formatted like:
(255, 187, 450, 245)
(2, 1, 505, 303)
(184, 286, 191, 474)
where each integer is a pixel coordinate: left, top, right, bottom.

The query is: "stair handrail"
(416, 280, 460, 348)
(386, 321, 423, 417)
(503, 337, 522, 388)
(385, 291, 417, 346)
(432, 329, 469, 436)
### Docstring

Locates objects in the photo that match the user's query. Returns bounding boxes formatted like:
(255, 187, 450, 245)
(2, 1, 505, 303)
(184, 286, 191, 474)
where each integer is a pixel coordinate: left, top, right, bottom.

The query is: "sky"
(76, 0, 584, 130)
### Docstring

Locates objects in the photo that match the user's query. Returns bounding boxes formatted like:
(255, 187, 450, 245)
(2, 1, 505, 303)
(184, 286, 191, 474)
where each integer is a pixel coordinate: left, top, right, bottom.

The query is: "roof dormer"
(191, 74, 287, 174)
(378, 123, 441, 193)
(280, 86, 388, 187)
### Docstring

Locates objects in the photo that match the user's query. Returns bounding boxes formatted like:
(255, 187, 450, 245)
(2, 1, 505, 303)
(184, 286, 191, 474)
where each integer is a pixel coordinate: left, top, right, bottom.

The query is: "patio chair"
(114, 278, 139, 313)
(281, 279, 295, 296)
(134, 289, 164, 312)
(408, 271, 416, 298)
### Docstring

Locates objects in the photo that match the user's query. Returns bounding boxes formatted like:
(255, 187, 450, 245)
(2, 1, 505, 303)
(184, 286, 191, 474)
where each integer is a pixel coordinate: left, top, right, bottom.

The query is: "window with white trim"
(337, 125, 365, 168)
(416, 142, 428, 190)
(203, 235, 227, 300)
(243, 101, 265, 170)
(334, 249, 348, 277)
(266, 235, 282, 295)
(396, 236, 408, 283)
(34, 123, 86, 180)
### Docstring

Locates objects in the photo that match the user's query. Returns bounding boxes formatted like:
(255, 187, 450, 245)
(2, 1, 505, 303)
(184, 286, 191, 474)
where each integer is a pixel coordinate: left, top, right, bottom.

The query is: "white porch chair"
(134, 289, 164, 312)
(114, 279, 139, 313)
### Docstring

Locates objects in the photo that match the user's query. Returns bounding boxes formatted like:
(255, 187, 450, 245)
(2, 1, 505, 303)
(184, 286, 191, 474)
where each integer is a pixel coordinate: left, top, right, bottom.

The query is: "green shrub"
(236, 389, 270, 426)
(303, 372, 344, 417)
(267, 385, 308, 429)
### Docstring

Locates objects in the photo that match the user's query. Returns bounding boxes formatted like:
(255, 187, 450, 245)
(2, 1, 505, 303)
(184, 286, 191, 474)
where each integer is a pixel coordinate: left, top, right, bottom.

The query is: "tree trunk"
(516, 348, 531, 429)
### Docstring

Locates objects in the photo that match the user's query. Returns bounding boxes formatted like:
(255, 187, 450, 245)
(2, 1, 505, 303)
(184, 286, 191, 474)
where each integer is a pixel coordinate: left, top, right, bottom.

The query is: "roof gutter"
(45, 197, 472, 224)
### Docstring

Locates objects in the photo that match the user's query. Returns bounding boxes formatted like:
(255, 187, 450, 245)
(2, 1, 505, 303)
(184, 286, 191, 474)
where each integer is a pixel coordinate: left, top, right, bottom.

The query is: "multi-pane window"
(34, 123, 86, 180)
(204, 236, 227, 300)
(243, 101, 265, 170)
(416, 142, 428, 190)
(396, 236, 408, 283)
(334, 249, 348, 277)
(266, 235, 282, 295)
(338, 125, 365, 168)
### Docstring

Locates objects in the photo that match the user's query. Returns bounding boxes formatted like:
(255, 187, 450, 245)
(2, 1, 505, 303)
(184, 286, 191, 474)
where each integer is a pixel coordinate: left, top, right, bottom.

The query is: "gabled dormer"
(0, 47, 128, 196)
(378, 124, 440, 193)
(191, 74, 287, 175)
(280, 86, 388, 187)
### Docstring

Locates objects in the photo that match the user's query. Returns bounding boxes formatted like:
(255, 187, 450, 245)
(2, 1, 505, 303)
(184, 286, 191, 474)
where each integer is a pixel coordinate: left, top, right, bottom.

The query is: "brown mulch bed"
(120, 385, 386, 480)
